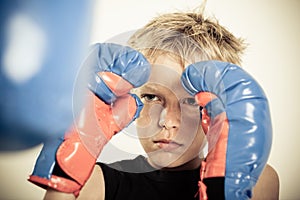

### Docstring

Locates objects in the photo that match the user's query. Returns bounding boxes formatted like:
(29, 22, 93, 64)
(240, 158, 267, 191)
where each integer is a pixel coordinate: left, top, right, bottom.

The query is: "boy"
(29, 8, 279, 200)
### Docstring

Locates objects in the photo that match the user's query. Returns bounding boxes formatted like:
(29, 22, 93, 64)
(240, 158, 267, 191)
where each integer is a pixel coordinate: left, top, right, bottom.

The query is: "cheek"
(192, 127, 206, 151)
(136, 106, 151, 127)
(177, 109, 205, 151)
(182, 125, 206, 159)
(136, 104, 164, 138)
(138, 137, 154, 154)
(179, 107, 201, 134)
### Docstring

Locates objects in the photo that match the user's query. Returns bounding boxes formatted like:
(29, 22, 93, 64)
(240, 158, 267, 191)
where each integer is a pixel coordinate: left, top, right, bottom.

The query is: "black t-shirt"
(97, 155, 200, 200)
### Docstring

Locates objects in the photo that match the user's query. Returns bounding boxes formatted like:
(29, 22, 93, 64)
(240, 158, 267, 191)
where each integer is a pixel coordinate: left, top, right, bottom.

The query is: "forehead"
(140, 54, 192, 97)
(147, 51, 185, 71)
(149, 54, 181, 87)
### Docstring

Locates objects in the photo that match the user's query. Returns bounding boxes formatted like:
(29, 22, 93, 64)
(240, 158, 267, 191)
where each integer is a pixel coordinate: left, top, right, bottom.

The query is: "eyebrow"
(138, 84, 161, 93)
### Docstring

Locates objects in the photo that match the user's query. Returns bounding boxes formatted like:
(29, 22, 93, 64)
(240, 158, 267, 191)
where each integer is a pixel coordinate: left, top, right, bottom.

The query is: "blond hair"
(128, 8, 246, 66)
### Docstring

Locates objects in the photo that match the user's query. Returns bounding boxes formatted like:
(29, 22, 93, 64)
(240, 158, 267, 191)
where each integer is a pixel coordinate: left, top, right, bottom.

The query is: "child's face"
(134, 54, 206, 169)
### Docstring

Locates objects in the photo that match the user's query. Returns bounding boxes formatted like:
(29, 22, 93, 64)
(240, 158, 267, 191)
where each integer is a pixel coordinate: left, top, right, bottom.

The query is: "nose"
(158, 105, 181, 130)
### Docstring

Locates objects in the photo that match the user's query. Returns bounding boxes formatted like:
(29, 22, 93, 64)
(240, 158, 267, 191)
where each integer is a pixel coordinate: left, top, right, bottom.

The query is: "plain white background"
(0, 0, 299, 199)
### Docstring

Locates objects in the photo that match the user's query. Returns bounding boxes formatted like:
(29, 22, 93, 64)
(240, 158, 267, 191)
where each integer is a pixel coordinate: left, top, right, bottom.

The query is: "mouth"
(153, 139, 183, 151)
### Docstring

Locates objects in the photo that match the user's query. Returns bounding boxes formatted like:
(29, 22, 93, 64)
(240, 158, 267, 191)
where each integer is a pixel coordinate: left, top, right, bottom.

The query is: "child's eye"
(180, 97, 199, 106)
(141, 94, 161, 102)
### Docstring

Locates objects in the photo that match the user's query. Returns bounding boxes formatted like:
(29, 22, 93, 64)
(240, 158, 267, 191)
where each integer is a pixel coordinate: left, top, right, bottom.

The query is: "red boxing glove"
(28, 43, 150, 196)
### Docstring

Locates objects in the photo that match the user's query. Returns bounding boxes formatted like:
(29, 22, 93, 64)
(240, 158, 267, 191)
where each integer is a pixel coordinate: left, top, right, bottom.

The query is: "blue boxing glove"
(181, 61, 272, 199)
(28, 43, 150, 196)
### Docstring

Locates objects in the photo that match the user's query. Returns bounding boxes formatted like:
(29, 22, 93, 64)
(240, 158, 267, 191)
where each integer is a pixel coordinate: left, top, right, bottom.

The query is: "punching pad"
(0, 0, 93, 150)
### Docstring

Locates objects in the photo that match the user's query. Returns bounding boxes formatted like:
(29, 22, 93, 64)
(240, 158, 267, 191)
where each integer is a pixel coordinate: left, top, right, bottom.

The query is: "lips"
(153, 139, 183, 151)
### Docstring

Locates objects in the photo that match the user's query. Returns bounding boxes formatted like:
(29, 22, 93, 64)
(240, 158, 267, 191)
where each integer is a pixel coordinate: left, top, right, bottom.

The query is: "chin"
(147, 150, 186, 169)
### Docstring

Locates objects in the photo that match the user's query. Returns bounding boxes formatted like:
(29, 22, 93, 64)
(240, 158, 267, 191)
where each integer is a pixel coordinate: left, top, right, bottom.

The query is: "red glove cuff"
(28, 175, 81, 197)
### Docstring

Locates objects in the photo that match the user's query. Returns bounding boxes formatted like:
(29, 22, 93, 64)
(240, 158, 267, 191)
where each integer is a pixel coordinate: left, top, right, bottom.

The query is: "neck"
(147, 156, 203, 171)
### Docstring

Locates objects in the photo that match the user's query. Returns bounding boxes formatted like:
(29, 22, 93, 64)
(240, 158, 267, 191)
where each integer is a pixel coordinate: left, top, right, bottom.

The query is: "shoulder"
(252, 164, 280, 200)
(44, 165, 105, 200)
(76, 165, 105, 200)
